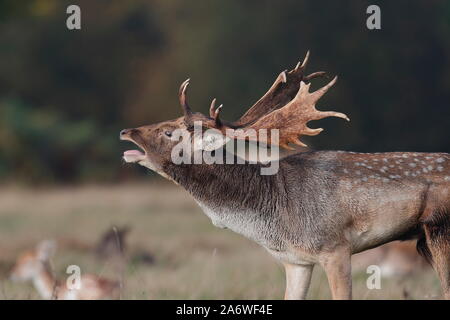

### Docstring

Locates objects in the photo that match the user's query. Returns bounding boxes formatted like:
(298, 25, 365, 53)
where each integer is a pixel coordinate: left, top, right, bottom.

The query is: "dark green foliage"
(0, 0, 449, 183)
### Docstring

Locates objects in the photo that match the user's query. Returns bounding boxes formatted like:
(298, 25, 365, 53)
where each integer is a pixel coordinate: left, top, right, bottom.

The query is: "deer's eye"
(164, 130, 172, 137)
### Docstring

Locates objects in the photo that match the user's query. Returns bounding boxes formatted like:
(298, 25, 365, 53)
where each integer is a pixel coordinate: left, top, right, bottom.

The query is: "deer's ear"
(36, 240, 57, 261)
(193, 128, 230, 151)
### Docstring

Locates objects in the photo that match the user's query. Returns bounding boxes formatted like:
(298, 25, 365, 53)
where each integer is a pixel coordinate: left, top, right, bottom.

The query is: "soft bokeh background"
(0, 0, 448, 299)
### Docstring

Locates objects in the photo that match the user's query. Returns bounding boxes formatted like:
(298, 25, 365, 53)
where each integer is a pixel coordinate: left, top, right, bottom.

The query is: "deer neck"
(165, 155, 279, 207)
(162, 154, 287, 248)
(32, 264, 57, 300)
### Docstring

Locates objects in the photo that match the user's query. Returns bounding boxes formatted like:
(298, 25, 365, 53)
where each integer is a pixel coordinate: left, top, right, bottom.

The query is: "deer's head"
(120, 52, 349, 176)
(120, 80, 218, 176)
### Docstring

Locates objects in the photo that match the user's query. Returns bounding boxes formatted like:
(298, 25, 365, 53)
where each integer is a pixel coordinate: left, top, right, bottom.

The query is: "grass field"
(0, 182, 443, 299)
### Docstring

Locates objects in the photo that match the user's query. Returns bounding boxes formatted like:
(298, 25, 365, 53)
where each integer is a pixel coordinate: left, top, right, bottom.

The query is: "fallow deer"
(10, 240, 119, 300)
(120, 52, 450, 299)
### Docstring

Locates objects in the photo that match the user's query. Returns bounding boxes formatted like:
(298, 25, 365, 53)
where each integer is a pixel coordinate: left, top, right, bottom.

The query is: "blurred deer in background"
(95, 225, 130, 259)
(10, 240, 119, 300)
(352, 240, 430, 278)
(120, 52, 450, 299)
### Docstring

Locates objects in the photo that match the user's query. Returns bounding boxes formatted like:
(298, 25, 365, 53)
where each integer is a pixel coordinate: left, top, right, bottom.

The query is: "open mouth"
(123, 149, 146, 163)
(120, 136, 146, 163)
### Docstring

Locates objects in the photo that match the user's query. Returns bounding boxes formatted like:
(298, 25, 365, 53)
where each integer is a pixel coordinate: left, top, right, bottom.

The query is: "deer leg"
(424, 221, 450, 299)
(431, 249, 450, 300)
(283, 262, 314, 300)
(320, 246, 352, 300)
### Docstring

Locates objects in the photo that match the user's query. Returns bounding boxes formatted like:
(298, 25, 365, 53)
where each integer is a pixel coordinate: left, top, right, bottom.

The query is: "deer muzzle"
(120, 128, 146, 163)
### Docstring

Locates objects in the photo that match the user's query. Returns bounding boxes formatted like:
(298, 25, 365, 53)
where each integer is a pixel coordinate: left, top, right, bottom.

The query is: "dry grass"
(0, 182, 443, 299)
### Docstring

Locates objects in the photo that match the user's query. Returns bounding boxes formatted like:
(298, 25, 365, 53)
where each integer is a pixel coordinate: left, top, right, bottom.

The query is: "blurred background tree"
(0, 0, 449, 184)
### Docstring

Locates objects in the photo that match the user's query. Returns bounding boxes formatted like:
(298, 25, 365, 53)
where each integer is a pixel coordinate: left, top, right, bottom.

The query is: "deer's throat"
(164, 160, 286, 250)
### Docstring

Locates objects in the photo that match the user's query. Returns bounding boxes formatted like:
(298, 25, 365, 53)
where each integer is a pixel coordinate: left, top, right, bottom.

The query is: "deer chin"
(123, 149, 146, 163)
(122, 145, 175, 182)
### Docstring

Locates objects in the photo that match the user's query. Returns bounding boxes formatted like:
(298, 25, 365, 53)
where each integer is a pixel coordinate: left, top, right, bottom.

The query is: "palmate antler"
(178, 52, 349, 149)
(222, 77, 349, 149)
(234, 51, 328, 127)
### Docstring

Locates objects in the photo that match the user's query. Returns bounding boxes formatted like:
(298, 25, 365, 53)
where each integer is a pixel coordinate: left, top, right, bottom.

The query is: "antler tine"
(316, 110, 350, 122)
(214, 104, 223, 121)
(294, 50, 310, 71)
(179, 78, 192, 117)
(308, 76, 349, 122)
(209, 98, 216, 118)
(264, 70, 287, 94)
(303, 127, 324, 136)
(290, 137, 308, 148)
(301, 50, 310, 68)
(209, 98, 223, 125)
(209, 98, 220, 118)
(310, 76, 337, 101)
(304, 71, 327, 82)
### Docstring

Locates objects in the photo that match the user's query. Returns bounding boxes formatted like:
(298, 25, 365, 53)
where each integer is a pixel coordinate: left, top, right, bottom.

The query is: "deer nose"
(120, 129, 132, 137)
